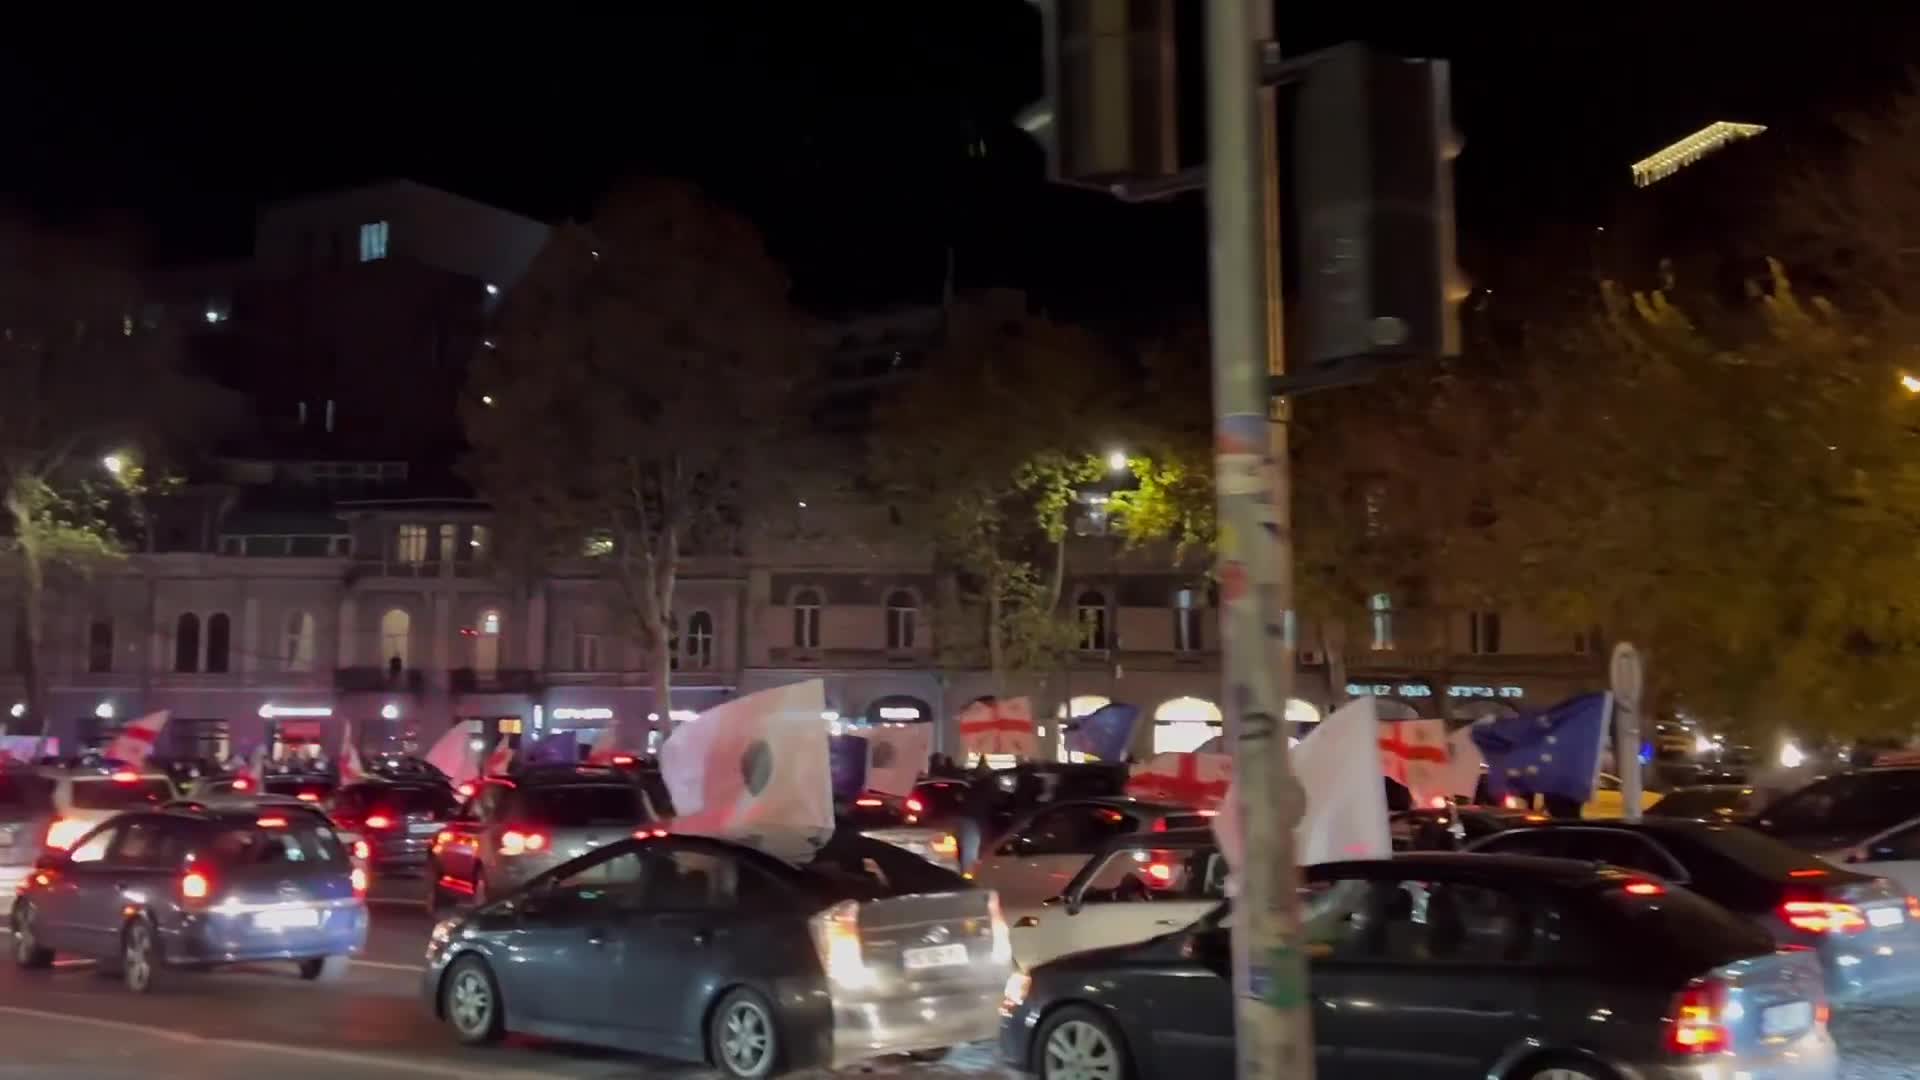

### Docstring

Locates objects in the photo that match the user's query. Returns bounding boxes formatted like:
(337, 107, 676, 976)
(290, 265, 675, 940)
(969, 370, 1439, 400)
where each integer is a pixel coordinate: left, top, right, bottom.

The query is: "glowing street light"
(1106, 449, 1128, 473)
(1901, 372, 1920, 395)
(7, 703, 22, 719)
(102, 454, 125, 476)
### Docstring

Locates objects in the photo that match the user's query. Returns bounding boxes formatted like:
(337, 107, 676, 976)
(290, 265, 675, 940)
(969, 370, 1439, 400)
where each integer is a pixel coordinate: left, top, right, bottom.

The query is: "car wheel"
(10, 902, 52, 969)
(1515, 1058, 1622, 1080)
(1036, 1005, 1129, 1080)
(441, 955, 504, 1045)
(122, 919, 164, 994)
(298, 956, 349, 982)
(709, 987, 781, 1079)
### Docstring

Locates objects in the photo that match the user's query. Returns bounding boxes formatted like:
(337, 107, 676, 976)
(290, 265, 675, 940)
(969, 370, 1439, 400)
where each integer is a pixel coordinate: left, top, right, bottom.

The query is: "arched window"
(474, 609, 502, 676)
(1076, 589, 1109, 651)
(173, 613, 201, 673)
(282, 611, 316, 672)
(685, 611, 715, 670)
(205, 613, 231, 673)
(380, 608, 411, 669)
(1173, 587, 1203, 653)
(1153, 696, 1223, 754)
(885, 590, 917, 650)
(792, 588, 822, 649)
(1369, 592, 1394, 651)
(87, 619, 114, 674)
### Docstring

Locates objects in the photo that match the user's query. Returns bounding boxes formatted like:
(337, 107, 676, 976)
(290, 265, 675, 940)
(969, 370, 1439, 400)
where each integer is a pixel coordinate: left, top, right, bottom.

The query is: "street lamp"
(1901, 372, 1920, 394)
(94, 702, 115, 721)
(1106, 449, 1128, 473)
(102, 454, 125, 476)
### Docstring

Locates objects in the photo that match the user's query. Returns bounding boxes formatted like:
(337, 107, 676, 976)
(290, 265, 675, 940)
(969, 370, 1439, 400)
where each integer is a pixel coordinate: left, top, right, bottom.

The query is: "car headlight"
(429, 918, 459, 948)
(1000, 971, 1031, 1016)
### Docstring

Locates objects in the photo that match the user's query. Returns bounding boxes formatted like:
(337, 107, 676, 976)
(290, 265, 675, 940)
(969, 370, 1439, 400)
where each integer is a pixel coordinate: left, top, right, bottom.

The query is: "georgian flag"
(106, 711, 169, 766)
(661, 680, 834, 862)
(1377, 717, 1452, 805)
(1125, 752, 1233, 808)
(958, 696, 1035, 757)
(339, 720, 369, 783)
(483, 738, 516, 777)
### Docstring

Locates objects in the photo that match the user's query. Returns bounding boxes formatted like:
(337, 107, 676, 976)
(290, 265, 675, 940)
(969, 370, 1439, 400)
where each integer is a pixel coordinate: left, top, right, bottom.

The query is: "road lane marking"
(0, 1005, 557, 1078)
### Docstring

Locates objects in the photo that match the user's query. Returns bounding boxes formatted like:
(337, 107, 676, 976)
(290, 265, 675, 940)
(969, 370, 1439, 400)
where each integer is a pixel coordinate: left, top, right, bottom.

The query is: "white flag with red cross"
(482, 738, 516, 777)
(105, 711, 169, 766)
(339, 720, 369, 783)
(958, 697, 1036, 758)
(1125, 751, 1233, 809)
(1377, 717, 1453, 806)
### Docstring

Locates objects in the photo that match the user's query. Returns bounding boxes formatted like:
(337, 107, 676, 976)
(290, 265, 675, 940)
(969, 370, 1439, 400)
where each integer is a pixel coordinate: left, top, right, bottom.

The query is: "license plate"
(409, 822, 440, 836)
(1870, 906, 1904, 928)
(254, 908, 321, 931)
(1762, 1000, 1813, 1036)
(902, 944, 968, 971)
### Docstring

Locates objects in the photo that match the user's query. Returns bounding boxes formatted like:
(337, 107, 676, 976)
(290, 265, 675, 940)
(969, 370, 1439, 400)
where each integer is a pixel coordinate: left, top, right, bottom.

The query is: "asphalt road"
(0, 889, 1008, 1079)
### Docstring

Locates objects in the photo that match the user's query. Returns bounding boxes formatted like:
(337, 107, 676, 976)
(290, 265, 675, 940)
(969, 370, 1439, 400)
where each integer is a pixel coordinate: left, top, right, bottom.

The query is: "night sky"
(4, 6, 1916, 317)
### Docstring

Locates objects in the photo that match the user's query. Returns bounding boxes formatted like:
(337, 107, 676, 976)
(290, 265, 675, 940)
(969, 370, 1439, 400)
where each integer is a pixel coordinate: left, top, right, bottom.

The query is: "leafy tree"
(464, 180, 802, 749)
(0, 218, 210, 734)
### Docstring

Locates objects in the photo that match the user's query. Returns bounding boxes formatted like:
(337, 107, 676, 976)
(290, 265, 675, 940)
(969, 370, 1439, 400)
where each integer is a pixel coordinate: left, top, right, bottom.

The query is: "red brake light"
(1429, 795, 1449, 809)
(1665, 978, 1730, 1055)
(456, 782, 476, 799)
(255, 816, 288, 828)
(499, 829, 548, 856)
(1907, 895, 1920, 921)
(296, 792, 320, 803)
(1815, 1001, 1832, 1026)
(1503, 795, 1527, 810)
(1623, 880, 1666, 897)
(610, 754, 636, 766)
(350, 866, 369, 896)
(352, 839, 371, 861)
(1789, 868, 1828, 879)
(1145, 862, 1175, 885)
(232, 777, 253, 792)
(855, 797, 885, 808)
(1151, 818, 1168, 833)
(110, 770, 139, 783)
(363, 814, 394, 830)
(632, 827, 670, 839)
(179, 870, 211, 902)
(905, 796, 925, 815)
(1780, 900, 1868, 935)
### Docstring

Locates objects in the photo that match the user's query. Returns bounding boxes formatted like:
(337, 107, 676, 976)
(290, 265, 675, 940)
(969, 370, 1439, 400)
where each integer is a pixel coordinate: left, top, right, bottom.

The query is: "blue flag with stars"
(1470, 692, 1613, 803)
(1066, 703, 1141, 762)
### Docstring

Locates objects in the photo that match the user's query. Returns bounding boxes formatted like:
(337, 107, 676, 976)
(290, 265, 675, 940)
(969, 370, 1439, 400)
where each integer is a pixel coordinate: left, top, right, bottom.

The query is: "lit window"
(358, 221, 389, 262)
(885, 590, 917, 650)
(1370, 593, 1394, 651)
(395, 524, 428, 566)
(1076, 590, 1109, 651)
(283, 611, 316, 673)
(793, 589, 823, 649)
(686, 611, 715, 670)
(380, 609, 411, 669)
(1153, 696, 1223, 754)
(481, 610, 501, 636)
(1173, 588, 1203, 653)
(469, 524, 490, 557)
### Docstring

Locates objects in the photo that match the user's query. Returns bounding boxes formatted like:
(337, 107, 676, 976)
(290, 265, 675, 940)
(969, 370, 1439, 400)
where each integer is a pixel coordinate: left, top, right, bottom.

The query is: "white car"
(1007, 828, 1227, 969)
(970, 798, 1212, 909)
(1834, 814, 1920, 897)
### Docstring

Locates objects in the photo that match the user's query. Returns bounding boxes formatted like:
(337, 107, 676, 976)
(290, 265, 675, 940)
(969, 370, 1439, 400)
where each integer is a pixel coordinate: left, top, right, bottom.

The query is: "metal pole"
(1206, 2, 1315, 1077)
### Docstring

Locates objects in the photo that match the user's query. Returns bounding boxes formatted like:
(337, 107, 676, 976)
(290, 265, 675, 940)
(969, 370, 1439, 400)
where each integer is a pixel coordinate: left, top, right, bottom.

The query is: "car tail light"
(456, 782, 477, 799)
(350, 866, 369, 897)
(1429, 795, 1449, 809)
(499, 829, 548, 856)
(1503, 795, 1527, 810)
(231, 777, 253, 792)
(631, 827, 670, 840)
(256, 816, 288, 829)
(179, 870, 212, 904)
(1623, 880, 1666, 897)
(610, 754, 636, 766)
(1907, 895, 1920, 921)
(1151, 818, 1168, 833)
(1665, 978, 1731, 1055)
(987, 892, 1013, 966)
(1780, 900, 1868, 935)
(905, 796, 925, 815)
(45, 817, 90, 851)
(352, 839, 371, 861)
(110, 770, 139, 783)
(296, 792, 320, 803)
(1145, 861, 1175, 886)
(808, 899, 876, 989)
(363, 814, 394, 830)
(1788, 868, 1829, 879)
(854, 797, 885, 808)
(1816, 1001, 1832, 1025)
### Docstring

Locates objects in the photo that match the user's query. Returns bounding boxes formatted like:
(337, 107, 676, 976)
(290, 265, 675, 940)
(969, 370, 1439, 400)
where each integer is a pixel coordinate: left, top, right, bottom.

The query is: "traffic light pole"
(1206, 2, 1316, 1078)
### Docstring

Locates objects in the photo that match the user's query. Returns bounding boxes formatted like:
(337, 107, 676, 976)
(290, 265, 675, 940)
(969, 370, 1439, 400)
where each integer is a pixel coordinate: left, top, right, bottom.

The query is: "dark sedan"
(1751, 767, 1920, 853)
(1001, 854, 1836, 1080)
(1469, 818, 1920, 1002)
(423, 830, 1012, 1077)
(329, 780, 459, 875)
(1648, 784, 1766, 822)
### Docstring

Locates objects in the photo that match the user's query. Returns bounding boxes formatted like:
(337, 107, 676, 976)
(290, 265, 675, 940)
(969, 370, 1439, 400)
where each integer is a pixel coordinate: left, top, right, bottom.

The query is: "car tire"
(121, 918, 165, 994)
(1514, 1057, 1622, 1080)
(708, 986, 782, 1079)
(1034, 1005, 1130, 1080)
(440, 955, 505, 1045)
(10, 902, 52, 969)
(298, 955, 350, 982)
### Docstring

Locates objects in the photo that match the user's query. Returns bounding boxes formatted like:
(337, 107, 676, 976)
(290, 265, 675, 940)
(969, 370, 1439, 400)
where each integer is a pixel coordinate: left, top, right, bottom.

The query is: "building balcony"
(449, 668, 541, 695)
(335, 666, 426, 694)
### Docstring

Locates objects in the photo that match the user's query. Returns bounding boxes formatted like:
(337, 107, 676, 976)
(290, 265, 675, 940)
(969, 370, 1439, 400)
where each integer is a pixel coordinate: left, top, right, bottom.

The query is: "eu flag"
(1470, 692, 1613, 803)
(1067, 703, 1141, 762)
(521, 730, 578, 766)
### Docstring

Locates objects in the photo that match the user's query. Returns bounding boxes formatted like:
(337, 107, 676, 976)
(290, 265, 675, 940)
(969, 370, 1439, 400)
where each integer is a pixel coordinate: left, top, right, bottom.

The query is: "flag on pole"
(660, 680, 834, 861)
(1471, 692, 1613, 803)
(863, 723, 932, 797)
(1440, 725, 1486, 800)
(106, 711, 169, 767)
(1293, 696, 1393, 865)
(1377, 716, 1452, 806)
(1065, 703, 1140, 762)
(246, 741, 269, 791)
(1125, 752, 1233, 808)
(339, 720, 368, 783)
(958, 697, 1036, 757)
(482, 737, 516, 777)
(425, 721, 483, 788)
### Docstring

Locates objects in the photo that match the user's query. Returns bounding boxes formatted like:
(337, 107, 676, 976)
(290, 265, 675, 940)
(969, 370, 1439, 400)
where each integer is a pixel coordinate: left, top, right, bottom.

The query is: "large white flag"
(1212, 697, 1391, 869)
(661, 680, 834, 861)
(863, 724, 931, 797)
(106, 711, 169, 767)
(339, 719, 369, 783)
(425, 720, 484, 787)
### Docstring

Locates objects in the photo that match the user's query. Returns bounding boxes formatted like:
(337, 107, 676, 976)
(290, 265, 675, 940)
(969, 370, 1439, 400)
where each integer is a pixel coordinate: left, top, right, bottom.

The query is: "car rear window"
(805, 833, 971, 900)
(1681, 826, 1835, 882)
(839, 797, 909, 830)
(206, 823, 346, 867)
(518, 784, 643, 827)
(71, 778, 173, 810)
(265, 778, 334, 800)
(356, 785, 457, 816)
(1762, 771, 1920, 834)
(1650, 789, 1750, 819)
(1588, 881, 1774, 967)
(1161, 813, 1214, 832)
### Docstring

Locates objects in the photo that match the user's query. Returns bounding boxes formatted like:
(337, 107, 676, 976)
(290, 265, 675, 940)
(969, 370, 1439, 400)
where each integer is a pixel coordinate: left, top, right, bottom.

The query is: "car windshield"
(519, 784, 643, 827)
(207, 822, 346, 867)
(71, 777, 172, 810)
(1763, 772, 1920, 833)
